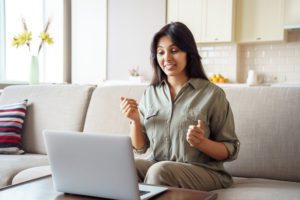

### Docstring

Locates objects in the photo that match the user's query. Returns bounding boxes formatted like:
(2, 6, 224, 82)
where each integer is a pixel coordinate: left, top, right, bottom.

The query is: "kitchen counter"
(215, 83, 270, 87)
(102, 80, 149, 86)
(217, 83, 300, 88)
(101, 80, 300, 88)
(270, 82, 300, 87)
(102, 81, 273, 88)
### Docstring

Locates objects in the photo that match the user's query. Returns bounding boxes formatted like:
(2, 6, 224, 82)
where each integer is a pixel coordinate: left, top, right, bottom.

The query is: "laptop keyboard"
(139, 190, 150, 196)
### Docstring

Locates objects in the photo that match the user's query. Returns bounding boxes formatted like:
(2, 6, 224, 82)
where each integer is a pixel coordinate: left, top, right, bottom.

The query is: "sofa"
(0, 84, 299, 199)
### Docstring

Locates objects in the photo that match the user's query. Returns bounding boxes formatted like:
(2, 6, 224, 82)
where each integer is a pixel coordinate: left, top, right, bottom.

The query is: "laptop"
(43, 130, 168, 200)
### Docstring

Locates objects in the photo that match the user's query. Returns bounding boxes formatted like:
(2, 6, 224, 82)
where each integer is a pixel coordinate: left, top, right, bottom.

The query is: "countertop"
(217, 82, 300, 88)
(103, 80, 300, 88)
(215, 83, 269, 87)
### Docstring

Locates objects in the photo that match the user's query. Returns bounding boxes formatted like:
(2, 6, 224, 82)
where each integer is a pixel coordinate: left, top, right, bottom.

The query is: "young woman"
(120, 22, 239, 191)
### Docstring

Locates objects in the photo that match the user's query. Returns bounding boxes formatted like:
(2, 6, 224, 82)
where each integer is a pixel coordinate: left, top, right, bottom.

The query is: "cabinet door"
(167, 0, 203, 42)
(200, 0, 235, 43)
(284, 0, 300, 28)
(236, 0, 285, 43)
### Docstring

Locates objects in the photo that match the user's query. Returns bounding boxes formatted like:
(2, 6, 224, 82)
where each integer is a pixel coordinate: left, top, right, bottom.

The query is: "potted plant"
(12, 18, 54, 84)
(128, 66, 143, 83)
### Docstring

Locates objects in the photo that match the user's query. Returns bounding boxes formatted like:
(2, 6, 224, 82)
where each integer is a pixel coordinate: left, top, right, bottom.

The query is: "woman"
(120, 22, 239, 191)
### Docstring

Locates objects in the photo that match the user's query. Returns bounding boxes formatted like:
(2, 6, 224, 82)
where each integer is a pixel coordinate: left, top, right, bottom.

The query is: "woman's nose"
(164, 51, 172, 61)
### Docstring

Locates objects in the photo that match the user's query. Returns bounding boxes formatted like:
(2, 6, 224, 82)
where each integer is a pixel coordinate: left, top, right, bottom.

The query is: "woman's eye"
(157, 50, 164, 55)
(171, 49, 178, 54)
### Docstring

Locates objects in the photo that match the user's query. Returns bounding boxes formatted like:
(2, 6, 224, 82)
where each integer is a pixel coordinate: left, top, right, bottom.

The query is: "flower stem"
(37, 18, 51, 56)
(21, 17, 31, 52)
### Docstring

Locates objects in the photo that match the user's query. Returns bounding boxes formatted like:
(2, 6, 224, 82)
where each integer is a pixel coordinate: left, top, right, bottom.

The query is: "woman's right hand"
(120, 97, 140, 123)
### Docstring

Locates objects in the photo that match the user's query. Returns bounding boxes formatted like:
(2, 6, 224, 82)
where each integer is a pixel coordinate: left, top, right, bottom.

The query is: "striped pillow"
(0, 100, 28, 154)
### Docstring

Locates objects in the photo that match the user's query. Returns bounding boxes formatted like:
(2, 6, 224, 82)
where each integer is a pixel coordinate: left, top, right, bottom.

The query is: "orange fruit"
(219, 78, 225, 83)
(212, 78, 219, 83)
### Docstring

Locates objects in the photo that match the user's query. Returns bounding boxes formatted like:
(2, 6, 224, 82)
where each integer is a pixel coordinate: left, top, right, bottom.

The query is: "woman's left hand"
(186, 120, 206, 147)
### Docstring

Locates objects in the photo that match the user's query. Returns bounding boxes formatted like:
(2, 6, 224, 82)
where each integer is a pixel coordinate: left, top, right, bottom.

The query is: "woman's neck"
(167, 75, 188, 88)
(167, 75, 189, 100)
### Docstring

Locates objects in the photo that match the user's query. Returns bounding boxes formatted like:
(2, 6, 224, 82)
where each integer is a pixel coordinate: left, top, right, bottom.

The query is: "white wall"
(107, 0, 166, 81)
(71, 0, 107, 84)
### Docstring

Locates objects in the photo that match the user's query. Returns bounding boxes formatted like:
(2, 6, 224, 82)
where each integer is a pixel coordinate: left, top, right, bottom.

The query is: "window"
(0, 0, 64, 83)
(0, 0, 5, 80)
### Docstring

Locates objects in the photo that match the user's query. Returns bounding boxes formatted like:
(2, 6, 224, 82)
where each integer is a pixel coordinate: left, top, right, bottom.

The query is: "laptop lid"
(43, 130, 167, 200)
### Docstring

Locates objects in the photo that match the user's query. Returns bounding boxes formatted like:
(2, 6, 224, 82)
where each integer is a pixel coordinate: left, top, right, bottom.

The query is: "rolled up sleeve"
(133, 94, 150, 154)
(210, 89, 240, 162)
(223, 140, 240, 161)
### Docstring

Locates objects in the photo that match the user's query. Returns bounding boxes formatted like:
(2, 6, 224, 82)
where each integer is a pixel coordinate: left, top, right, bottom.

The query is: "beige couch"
(0, 84, 300, 199)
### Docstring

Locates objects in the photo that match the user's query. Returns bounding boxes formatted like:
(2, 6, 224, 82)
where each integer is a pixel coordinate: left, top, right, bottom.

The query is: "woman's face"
(156, 35, 187, 79)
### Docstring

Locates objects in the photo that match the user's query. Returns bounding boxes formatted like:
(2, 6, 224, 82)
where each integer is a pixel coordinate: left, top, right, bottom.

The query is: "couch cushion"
(0, 154, 48, 187)
(214, 177, 300, 200)
(12, 165, 51, 185)
(223, 87, 300, 182)
(0, 85, 95, 154)
(83, 85, 147, 134)
(0, 100, 28, 154)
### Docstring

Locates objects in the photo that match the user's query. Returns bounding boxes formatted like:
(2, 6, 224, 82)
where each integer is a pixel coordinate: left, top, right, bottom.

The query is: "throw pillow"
(0, 99, 28, 154)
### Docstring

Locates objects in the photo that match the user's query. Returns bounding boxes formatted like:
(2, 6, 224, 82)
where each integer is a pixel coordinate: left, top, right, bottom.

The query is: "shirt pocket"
(145, 108, 159, 120)
(144, 108, 159, 141)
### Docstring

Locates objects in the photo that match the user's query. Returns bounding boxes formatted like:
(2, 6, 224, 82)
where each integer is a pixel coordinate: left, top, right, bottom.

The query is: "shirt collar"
(188, 78, 209, 90)
(158, 79, 167, 87)
(158, 78, 206, 90)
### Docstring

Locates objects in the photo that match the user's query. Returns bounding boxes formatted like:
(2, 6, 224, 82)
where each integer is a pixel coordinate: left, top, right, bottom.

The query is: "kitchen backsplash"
(198, 44, 238, 82)
(198, 30, 300, 83)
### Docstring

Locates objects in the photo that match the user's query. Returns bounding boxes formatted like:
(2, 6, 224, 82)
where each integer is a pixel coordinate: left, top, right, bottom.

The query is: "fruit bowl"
(208, 74, 229, 83)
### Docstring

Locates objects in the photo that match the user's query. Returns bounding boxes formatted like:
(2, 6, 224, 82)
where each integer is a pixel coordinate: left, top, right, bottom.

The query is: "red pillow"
(0, 100, 28, 154)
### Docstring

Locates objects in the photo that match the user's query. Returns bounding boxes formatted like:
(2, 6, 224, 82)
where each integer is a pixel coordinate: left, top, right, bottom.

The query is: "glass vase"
(30, 55, 39, 84)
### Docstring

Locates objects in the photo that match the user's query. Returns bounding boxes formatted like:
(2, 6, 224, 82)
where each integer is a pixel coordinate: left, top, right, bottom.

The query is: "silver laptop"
(43, 130, 168, 200)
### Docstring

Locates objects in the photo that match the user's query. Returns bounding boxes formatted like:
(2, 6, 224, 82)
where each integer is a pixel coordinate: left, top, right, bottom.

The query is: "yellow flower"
(11, 32, 32, 47)
(12, 18, 53, 55)
(11, 37, 20, 47)
(39, 32, 54, 45)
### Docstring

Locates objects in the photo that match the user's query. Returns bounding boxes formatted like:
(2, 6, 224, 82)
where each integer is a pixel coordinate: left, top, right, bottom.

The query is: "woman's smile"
(164, 63, 176, 70)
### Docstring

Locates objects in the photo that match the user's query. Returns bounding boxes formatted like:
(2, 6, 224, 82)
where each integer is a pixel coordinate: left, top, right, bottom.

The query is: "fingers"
(197, 120, 205, 129)
(120, 97, 138, 110)
(186, 132, 200, 145)
(122, 103, 138, 115)
(188, 121, 204, 133)
(123, 105, 136, 117)
(120, 97, 140, 121)
(186, 120, 205, 147)
(186, 127, 203, 141)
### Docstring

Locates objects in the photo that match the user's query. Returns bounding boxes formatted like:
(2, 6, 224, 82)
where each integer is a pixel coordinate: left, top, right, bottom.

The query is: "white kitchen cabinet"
(167, 0, 235, 43)
(200, 0, 235, 43)
(167, 0, 203, 42)
(284, 0, 300, 29)
(236, 0, 285, 43)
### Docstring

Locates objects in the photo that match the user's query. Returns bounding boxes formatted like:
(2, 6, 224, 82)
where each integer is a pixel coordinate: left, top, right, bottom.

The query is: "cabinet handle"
(256, 37, 261, 40)
(215, 38, 218, 41)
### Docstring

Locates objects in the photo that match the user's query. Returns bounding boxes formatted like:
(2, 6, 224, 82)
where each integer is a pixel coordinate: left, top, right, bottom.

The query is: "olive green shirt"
(138, 78, 240, 187)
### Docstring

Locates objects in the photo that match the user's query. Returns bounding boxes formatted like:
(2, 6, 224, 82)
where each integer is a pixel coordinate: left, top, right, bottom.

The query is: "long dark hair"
(150, 22, 208, 86)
